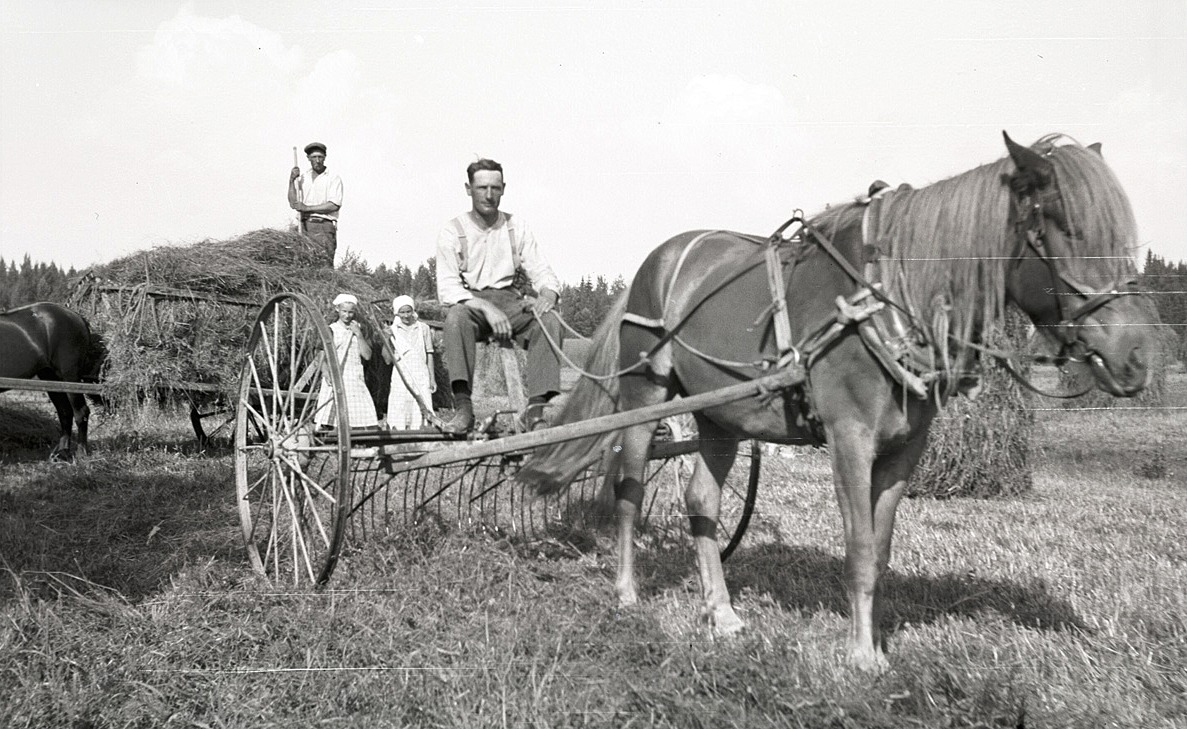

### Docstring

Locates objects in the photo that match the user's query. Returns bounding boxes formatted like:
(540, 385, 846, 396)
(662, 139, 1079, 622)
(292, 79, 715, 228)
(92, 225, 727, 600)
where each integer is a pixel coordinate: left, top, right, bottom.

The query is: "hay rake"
(235, 293, 782, 586)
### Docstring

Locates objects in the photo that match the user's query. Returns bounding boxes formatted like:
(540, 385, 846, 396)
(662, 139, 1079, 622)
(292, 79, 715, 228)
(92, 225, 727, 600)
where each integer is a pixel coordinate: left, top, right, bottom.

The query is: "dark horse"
(0, 302, 100, 460)
(520, 132, 1157, 670)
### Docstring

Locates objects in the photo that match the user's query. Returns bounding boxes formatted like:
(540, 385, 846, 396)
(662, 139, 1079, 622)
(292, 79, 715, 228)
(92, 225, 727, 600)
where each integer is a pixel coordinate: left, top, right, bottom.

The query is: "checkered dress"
(386, 320, 434, 429)
(314, 321, 378, 428)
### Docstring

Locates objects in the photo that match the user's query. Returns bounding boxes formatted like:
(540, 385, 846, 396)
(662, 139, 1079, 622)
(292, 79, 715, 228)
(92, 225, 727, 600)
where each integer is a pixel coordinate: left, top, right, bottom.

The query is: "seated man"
(435, 158, 564, 433)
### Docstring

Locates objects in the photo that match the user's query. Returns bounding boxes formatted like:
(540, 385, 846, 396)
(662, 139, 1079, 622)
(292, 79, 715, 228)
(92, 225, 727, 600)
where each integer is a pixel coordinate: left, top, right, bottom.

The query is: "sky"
(1, 1, 1185, 285)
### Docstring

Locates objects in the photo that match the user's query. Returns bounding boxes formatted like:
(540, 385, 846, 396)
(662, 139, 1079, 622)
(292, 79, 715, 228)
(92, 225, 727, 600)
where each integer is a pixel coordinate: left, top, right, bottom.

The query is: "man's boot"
(442, 393, 474, 435)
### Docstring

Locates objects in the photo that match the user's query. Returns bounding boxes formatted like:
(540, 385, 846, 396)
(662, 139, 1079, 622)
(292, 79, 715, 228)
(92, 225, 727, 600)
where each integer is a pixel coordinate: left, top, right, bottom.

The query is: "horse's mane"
(807, 135, 1137, 364)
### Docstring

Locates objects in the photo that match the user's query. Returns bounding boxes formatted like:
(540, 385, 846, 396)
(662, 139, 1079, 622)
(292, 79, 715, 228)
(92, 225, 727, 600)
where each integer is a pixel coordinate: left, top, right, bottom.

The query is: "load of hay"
(71, 228, 447, 415)
(908, 309, 1035, 499)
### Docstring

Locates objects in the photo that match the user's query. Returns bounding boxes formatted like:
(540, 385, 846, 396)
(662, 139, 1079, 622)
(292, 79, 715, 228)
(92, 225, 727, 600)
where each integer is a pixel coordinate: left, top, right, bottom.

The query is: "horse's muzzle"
(1087, 347, 1149, 398)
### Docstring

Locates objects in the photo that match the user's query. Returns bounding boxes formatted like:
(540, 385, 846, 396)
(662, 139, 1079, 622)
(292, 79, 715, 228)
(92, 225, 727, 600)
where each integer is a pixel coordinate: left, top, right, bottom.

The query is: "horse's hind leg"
(612, 373, 668, 607)
(46, 390, 75, 461)
(614, 421, 655, 606)
(686, 418, 742, 635)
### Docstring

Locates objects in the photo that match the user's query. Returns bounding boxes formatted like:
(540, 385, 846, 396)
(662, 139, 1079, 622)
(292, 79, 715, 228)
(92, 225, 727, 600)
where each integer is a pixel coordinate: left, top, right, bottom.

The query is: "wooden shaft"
(371, 365, 804, 473)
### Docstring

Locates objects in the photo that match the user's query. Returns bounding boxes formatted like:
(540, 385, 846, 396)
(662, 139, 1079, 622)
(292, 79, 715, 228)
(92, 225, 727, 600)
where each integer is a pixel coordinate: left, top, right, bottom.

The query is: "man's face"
(308, 152, 326, 173)
(466, 170, 504, 217)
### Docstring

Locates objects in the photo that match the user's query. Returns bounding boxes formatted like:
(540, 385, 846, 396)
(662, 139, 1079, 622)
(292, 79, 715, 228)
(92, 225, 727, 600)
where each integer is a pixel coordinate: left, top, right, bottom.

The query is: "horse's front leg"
(47, 390, 75, 461)
(828, 420, 885, 670)
(866, 428, 931, 656)
(70, 393, 90, 455)
(831, 419, 932, 670)
(686, 422, 742, 635)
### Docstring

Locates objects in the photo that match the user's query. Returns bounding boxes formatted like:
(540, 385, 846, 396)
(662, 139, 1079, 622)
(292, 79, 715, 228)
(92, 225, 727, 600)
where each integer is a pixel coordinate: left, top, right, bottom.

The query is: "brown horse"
(0, 302, 101, 460)
(520, 132, 1157, 670)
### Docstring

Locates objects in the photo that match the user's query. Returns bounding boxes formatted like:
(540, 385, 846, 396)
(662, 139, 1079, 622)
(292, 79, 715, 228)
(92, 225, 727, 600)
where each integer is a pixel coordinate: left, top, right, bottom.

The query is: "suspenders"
(451, 213, 520, 290)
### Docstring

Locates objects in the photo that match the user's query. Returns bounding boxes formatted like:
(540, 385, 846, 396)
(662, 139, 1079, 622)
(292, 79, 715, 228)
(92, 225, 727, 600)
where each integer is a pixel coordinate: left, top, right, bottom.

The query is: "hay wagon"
(234, 292, 803, 586)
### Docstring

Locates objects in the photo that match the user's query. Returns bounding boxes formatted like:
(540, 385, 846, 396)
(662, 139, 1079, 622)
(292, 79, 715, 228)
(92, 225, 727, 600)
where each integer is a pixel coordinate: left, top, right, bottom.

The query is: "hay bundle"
(72, 229, 415, 416)
(909, 309, 1035, 499)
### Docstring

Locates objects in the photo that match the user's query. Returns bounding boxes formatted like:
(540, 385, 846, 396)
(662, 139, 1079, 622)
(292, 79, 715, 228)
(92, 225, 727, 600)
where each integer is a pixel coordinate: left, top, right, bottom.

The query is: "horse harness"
(633, 162, 1138, 405)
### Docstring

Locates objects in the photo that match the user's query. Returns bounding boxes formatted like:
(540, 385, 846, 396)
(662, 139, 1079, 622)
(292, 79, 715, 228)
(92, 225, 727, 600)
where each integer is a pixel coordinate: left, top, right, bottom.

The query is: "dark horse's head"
(1002, 132, 1155, 397)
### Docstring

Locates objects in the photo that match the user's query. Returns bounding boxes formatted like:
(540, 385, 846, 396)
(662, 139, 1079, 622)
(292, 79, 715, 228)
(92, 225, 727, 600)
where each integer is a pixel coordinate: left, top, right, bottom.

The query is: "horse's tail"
(519, 291, 629, 495)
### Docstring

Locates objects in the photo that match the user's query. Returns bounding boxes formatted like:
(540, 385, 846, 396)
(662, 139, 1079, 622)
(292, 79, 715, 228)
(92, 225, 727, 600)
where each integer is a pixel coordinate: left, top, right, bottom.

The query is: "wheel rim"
(234, 293, 352, 586)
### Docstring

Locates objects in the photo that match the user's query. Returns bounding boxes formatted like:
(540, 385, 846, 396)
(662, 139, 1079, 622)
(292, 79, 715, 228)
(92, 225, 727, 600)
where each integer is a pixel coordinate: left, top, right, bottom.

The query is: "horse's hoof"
(710, 608, 746, 637)
(850, 648, 890, 673)
(48, 450, 74, 464)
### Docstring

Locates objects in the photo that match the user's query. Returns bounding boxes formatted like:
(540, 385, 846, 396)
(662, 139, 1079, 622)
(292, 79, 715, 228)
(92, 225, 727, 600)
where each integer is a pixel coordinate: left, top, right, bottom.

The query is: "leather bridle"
(1009, 178, 1136, 366)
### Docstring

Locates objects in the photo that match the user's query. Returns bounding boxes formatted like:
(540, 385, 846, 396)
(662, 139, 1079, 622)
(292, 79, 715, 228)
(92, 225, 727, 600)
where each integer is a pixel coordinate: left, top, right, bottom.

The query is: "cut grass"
(1, 375, 1185, 727)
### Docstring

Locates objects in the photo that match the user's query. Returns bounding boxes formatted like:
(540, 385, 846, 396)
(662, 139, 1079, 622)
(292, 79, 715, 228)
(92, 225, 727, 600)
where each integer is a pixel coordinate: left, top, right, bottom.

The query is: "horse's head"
(1002, 131, 1156, 397)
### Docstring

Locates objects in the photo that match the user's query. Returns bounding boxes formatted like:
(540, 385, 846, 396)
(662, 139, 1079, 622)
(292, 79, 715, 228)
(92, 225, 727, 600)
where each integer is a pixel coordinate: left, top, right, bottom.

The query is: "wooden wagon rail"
(81, 283, 263, 309)
(0, 375, 224, 395)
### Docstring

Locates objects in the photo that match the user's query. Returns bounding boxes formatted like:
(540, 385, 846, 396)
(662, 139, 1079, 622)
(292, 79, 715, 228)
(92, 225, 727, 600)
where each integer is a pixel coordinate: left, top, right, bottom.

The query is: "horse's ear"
(1003, 131, 1053, 190)
(1087, 142, 1103, 156)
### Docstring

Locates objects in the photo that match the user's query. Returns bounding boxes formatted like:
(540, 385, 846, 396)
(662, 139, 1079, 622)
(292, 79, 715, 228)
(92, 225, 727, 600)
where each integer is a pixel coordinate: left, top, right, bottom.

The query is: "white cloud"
(136, 8, 300, 87)
(667, 74, 788, 124)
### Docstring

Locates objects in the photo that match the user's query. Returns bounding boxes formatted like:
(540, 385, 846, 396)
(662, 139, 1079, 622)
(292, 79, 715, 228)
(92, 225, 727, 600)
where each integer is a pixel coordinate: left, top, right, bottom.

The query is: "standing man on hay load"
(435, 158, 565, 435)
(288, 142, 343, 267)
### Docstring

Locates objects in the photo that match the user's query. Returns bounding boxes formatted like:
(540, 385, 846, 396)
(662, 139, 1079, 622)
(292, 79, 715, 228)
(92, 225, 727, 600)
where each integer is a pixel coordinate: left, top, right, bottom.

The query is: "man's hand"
(466, 297, 512, 340)
(531, 289, 559, 316)
(290, 166, 301, 182)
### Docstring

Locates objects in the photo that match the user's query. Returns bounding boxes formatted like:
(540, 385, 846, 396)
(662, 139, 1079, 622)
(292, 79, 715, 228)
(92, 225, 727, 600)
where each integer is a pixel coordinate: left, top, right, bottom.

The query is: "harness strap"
(764, 242, 795, 356)
(452, 214, 520, 289)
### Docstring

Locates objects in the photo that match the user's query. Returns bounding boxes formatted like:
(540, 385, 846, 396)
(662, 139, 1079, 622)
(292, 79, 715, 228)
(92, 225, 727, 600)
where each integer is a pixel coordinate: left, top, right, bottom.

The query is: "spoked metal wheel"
(234, 293, 351, 586)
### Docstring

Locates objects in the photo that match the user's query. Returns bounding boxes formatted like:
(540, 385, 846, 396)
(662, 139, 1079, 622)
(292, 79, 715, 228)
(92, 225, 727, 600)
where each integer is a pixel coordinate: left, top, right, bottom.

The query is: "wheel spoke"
(284, 460, 332, 548)
(258, 317, 281, 426)
(282, 455, 338, 503)
(243, 470, 269, 499)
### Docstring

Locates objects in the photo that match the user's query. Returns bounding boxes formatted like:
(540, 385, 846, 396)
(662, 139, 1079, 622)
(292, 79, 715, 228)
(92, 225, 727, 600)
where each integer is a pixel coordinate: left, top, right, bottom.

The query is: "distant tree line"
(6, 248, 1182, 347)
(1142, 250, 1187, 347)
(0, 255, 77, 310)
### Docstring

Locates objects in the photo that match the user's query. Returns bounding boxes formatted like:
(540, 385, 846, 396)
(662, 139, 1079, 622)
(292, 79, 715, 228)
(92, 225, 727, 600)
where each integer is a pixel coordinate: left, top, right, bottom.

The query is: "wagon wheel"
(603, 425, 760, 561)
(234, 293, 352, 587)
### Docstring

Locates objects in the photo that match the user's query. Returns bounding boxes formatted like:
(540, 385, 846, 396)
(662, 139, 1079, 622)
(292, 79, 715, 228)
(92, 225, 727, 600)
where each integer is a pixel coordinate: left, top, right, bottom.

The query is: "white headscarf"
(392, 295, 416, 314)
(332, 293, 359, 307)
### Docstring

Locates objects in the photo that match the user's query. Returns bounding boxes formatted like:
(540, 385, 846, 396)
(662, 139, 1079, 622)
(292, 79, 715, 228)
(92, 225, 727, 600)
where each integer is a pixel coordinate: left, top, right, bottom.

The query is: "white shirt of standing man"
(288, 142, 343, 222)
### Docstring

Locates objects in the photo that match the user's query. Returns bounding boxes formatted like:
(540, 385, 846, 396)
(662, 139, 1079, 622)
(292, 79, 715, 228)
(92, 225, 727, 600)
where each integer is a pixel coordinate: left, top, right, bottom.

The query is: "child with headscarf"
(314, 293, 379, 429)
(382, 295, 436, 429)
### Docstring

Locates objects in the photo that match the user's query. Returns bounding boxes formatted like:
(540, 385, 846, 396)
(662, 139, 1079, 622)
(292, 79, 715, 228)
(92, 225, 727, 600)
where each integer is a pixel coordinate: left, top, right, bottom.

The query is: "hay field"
(1, 369, 1184, 728)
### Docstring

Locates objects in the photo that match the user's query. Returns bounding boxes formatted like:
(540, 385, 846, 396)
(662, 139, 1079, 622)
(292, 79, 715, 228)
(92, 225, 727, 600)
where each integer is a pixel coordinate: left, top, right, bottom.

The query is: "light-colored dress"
(386, 320, 434, 429)
(315, 320, 378, 429)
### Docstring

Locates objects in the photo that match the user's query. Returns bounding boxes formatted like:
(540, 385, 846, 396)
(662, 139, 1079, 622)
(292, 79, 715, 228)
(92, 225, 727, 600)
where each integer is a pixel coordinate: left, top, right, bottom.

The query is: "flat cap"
(304, 142, 327, 155)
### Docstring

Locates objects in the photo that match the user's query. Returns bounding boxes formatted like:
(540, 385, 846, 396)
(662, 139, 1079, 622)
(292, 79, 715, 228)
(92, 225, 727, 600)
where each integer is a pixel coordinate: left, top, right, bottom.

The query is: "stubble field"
(1, 370, 1184, 728)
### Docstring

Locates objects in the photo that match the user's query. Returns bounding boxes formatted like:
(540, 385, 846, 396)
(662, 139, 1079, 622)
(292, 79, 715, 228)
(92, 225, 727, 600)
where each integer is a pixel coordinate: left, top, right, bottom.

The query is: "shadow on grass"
(0, 453, 241, 604)
(0, 401, 64, 463)
(724, 542, 1091, 635)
